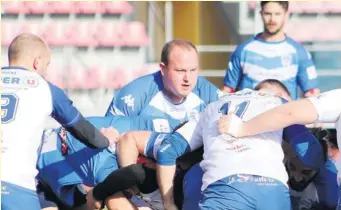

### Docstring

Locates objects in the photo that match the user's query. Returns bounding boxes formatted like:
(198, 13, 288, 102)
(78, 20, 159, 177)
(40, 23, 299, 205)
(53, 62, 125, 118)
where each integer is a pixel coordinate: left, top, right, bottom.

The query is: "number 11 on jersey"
(219, 101, 250, 118)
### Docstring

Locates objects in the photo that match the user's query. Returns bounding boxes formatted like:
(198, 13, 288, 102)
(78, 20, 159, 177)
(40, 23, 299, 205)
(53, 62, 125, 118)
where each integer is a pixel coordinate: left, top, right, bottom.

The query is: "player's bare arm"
(218, 98, 318, 137)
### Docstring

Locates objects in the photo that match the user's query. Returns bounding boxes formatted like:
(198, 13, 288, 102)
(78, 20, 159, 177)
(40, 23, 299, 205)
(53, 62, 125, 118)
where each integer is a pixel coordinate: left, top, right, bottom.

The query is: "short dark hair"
(260, 1, 289, 11)
(254, 79, 291, 97)
(161, 39, 198, 66)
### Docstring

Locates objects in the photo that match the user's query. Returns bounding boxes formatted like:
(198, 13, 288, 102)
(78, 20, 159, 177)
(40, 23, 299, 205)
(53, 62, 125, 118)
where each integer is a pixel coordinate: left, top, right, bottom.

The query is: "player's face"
(261, 2, 288, 35)
(160, 47, 199, 102)
(285, 157, 318, 192)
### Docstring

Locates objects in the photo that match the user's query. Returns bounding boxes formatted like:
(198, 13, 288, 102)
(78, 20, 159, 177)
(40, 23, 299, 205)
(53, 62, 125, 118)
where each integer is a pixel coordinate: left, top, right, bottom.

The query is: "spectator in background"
(222, 1, 320, 100)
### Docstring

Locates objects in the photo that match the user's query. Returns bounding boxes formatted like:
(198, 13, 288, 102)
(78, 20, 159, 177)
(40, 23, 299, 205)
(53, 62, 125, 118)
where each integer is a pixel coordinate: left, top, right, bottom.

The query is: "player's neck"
(9, 61, 31, 71)
(163, 88, 185, 104)
(260, 31, 286, 42)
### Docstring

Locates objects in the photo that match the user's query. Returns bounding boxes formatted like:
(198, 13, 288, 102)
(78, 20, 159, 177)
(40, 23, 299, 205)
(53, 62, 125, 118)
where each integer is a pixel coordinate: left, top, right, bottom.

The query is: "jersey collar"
(1, 66, 29, 71)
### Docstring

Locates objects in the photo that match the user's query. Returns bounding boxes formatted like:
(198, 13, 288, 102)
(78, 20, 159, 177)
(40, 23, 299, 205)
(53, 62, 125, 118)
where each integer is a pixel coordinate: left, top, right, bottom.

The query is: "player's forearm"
(241, 99, 318, 137)
(66, 116, 110, 148)
(156, 164, 177, 206)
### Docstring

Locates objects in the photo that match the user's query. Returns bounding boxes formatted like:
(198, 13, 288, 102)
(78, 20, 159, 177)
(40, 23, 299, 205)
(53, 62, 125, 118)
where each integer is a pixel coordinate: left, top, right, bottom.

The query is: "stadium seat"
(324, 2, 341, 13)
(49, 2, 77, 14)
(1, 21, 19, 46)
(67, 22, 98, 46)
(96, 22, 124, 46)
(102, 2, 133, 14)
(46, 64, 65, 89)
(26, 2, 53, 14)
(298, 2, 326, 13)
(76, 2, 104, 14)
(17, 22, 45, 38)
(123, 22, 150, 47)
(2, 2, 29, 14)
(65, 62, 84, 90)
(44, 22, 72, 46)
(287, 2, 303, 13)
(315, 22, 341, 42)
(105, 67, 129, 90)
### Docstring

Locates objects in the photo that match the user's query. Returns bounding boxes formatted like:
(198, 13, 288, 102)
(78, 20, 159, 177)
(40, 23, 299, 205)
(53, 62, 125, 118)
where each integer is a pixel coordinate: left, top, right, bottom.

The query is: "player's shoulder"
(285, 36, 311, 57)
(233, 36, 256, 55)
(115, 71, 162, 97)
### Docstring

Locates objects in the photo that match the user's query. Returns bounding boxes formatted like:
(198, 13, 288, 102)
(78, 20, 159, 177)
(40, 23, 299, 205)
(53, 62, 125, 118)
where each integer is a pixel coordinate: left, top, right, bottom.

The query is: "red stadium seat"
(96, 22, 124, 47)
(2, 2, 29, 14)
(46, 65, 65, 89)
(1, 21, 20, 46)
(105, 67, 129, 90)
(315, 22, 341, 42)
(17, 22, 45, 38)
(102, 1, 133, 14)
(76, 2, 104, 14)
(44, 22, 72, 46)
(49, 2, 77, 14)
(297, 2, 326, 13)
(286, 21, 314, 42)
(67, 22, 99, 46)
(26, 2, 53, 14)
(81, 68, 100, 90)
(287, 2, 303, 13)
(123, 22, 150, 47)
(324, 2, 341, 13)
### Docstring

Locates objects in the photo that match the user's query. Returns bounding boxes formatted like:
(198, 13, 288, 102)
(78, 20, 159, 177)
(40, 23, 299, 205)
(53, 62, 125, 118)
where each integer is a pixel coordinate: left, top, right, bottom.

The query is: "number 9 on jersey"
(1, 94, 19, 124)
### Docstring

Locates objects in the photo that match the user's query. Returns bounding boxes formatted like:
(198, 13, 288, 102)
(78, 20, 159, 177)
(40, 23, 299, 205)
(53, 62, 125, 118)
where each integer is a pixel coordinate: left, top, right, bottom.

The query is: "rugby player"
(222, 1, 319, 99)
(1, 33, 112, 210)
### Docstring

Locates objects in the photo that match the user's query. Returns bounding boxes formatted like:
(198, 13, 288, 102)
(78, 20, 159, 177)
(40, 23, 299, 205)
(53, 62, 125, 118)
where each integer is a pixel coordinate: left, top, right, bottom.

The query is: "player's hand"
(86, 189, 102, 210)
(304, 88, 320, 97)
(100, 127, 120, 146)
(218, 109, 244, 138)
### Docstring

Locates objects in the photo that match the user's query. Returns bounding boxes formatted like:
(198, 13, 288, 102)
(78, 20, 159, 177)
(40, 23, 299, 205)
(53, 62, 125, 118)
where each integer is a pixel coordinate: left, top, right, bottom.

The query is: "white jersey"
(308, 89, 341, 175)
(176, 89, 288, 191)
(1, 66, 81, 190)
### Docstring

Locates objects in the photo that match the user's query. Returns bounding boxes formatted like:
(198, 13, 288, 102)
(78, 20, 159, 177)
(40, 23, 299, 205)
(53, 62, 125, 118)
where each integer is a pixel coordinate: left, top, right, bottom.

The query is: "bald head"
(8, 33, 51, 76)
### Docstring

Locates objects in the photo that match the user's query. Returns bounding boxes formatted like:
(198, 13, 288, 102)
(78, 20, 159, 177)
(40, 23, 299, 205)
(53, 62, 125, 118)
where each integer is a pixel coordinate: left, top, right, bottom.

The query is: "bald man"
(1, 33, 114, 210)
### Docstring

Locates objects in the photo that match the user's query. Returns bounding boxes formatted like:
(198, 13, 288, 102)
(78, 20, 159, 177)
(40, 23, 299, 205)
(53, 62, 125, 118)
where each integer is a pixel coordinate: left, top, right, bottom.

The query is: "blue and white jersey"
(105, 71, 221, 131)
(37, 116, 157, 206)
(224, 34, 318, 99)
(157, 89, 293, 192)
(1, 66, 82, 190)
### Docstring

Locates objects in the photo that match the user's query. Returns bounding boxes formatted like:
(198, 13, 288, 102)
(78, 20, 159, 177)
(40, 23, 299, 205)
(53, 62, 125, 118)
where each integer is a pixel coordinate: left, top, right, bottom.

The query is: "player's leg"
(181, 163, 204, 210)
(1, 181, 41, 210)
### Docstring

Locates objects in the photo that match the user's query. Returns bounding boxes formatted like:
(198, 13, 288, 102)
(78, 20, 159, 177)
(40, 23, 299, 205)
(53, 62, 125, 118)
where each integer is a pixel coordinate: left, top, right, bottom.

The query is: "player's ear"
(33, 57, 40, 71)
(159, 62, 166, 76)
